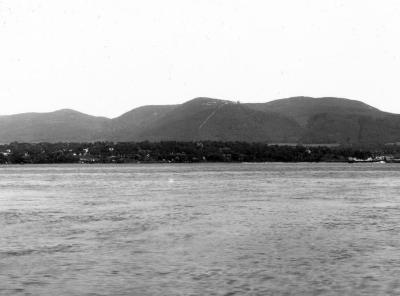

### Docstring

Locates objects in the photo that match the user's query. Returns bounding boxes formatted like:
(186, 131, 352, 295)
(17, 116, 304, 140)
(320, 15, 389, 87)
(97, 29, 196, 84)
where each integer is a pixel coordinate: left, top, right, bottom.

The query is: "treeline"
(0, 141, 377, 164)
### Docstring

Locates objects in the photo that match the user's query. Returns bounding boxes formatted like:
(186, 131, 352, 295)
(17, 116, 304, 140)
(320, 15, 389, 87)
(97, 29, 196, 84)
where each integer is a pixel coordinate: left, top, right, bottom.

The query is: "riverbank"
(0, 141, 394, 164)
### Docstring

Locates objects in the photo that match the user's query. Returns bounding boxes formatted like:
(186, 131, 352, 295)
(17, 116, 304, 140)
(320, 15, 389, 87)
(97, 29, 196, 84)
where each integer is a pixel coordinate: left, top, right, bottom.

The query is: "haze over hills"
(1, 96, 400, 145)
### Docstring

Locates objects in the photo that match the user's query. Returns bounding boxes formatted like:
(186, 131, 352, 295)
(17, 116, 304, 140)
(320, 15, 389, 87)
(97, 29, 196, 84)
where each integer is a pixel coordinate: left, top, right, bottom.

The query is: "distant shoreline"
(1, 161, 398, 166)
(1, 141, 396, 165)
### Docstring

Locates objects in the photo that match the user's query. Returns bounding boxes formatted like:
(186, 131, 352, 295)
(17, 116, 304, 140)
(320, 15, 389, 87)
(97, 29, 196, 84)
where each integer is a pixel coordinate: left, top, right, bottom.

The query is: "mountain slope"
(1, 96, 400, 145)
(110, 105, 176, 141)
(0, 109, 109, 143)
(133, 98, 303, 142)
(246, 96, 383, 126)
(244, 96, 400, 144)
(301, 112, 400, 144)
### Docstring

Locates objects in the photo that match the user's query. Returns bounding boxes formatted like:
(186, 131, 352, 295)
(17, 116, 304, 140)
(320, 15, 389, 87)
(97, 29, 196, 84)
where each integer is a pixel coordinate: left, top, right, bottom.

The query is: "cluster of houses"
(348, 155, 400, 163)
(0, 149, 11, 157)
(2, 144, 400, 164)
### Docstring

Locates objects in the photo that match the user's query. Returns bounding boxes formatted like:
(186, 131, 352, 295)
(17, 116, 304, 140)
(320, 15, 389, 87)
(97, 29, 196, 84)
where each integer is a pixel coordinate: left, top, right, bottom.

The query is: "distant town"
(1, 141, 400, 164)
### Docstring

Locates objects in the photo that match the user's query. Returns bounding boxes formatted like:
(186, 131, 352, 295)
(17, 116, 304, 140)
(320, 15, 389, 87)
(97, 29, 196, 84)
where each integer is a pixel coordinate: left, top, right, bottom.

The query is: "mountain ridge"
(1, 96, 400, 145)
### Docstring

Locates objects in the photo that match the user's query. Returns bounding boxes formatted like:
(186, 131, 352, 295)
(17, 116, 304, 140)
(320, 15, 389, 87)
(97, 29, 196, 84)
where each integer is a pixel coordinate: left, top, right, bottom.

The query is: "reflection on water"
(1, 163, 400, 295)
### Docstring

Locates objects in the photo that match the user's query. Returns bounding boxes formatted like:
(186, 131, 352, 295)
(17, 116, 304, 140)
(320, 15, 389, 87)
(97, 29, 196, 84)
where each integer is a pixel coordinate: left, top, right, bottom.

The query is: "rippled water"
(1, 163, 400, 295)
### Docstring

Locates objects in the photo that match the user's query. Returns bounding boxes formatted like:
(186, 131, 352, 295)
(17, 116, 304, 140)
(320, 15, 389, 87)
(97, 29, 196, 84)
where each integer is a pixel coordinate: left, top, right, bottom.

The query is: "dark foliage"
(0, 141, 376, 164)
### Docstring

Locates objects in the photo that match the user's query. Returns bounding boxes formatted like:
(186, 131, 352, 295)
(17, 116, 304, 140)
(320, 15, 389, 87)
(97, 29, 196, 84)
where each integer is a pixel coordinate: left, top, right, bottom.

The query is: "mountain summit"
(1, 97, 400, 145)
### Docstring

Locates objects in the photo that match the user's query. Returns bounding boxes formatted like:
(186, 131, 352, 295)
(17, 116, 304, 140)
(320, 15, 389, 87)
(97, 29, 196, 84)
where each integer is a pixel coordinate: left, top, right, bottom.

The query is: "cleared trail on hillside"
(198, 103, 228, 130)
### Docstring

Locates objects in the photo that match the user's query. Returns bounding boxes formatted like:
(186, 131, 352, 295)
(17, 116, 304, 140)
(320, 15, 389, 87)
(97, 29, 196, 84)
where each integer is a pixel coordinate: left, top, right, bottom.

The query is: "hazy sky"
(1, 1, 400, 118)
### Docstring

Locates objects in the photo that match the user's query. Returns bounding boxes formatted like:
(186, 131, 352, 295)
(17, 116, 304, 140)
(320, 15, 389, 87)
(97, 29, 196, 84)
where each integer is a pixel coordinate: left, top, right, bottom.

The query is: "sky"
(1, 0, 400, 118)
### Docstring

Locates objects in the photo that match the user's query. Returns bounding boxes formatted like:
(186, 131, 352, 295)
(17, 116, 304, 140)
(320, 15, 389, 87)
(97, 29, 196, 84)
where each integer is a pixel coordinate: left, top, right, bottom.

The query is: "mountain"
(1, 96, 400, 145)
(245, 96, 383, 126)
(246, 97, 400, 144)
(109, 105, 176, 141)
(125, 97, 302, 142)
(300, 112, 400, 144)
(0, 109, 109, 143)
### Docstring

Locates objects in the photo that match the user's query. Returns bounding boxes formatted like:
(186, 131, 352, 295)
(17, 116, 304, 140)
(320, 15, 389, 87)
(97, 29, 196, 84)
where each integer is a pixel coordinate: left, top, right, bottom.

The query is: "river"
(1, 163, 400, 295)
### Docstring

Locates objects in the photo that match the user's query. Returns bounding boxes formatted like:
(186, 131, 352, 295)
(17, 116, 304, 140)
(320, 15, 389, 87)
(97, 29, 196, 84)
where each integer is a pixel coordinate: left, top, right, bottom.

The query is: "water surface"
(1, 163, 400, 295)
